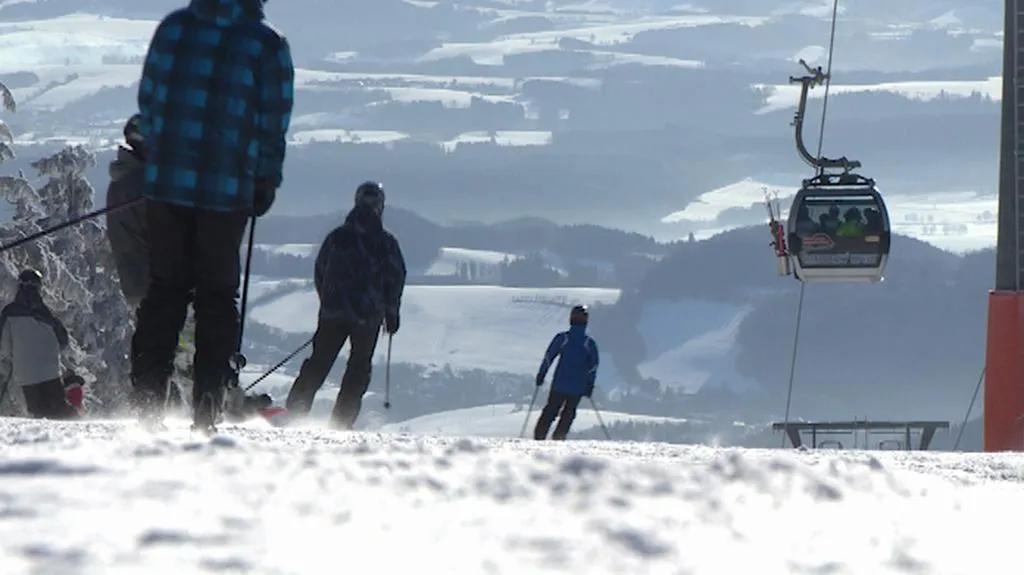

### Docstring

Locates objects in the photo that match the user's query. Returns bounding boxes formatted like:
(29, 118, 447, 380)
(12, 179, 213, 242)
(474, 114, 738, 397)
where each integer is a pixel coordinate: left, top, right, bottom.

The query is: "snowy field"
(2, 417, 1024, 573)
(376, 402, 689, 437)
(662, 177, 998, 252)
(756, 76, 1001, 114)
(254, 243, 318, 258)
(250, 285, 622, 376)
(246, 283, 767, 393)
(238, 372, 690, 438)
(423, 246, 520, 276)
(634, 299, 760, 394)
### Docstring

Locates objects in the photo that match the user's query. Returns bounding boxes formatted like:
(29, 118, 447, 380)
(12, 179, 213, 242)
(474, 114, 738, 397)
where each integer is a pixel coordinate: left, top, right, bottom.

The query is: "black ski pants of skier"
(534, 389, 582, 440)
(22, 378, 77, 420)
(131, 200, 248, 419)
(285, 317, 381, 430)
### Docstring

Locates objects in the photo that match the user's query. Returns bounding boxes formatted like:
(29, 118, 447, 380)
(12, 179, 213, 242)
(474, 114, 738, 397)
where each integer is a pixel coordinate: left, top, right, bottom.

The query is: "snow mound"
(0, 418, 1022, 573)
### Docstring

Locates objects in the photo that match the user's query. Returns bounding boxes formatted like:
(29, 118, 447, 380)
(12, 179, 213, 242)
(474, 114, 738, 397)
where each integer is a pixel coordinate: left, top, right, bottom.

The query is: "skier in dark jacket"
(105, 114, 148, 309)
(284, 181, 407, 430)
(130, 0, 295, 432)
(533, 305, 600, 440)
(0, 270, 77, 420)
(106, 114, 271, 419)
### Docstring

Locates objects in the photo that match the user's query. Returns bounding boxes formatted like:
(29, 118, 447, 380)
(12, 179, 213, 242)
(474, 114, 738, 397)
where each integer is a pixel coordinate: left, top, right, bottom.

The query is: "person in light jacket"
(0, 269, 76, 419)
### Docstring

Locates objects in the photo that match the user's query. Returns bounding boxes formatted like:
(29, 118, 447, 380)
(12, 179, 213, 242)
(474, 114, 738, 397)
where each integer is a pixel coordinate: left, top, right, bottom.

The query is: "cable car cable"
(779, 283, 806, 447)
(952, 367, 984, 451)
(813, 0, 840, 172)
(779, 0, 840, 447)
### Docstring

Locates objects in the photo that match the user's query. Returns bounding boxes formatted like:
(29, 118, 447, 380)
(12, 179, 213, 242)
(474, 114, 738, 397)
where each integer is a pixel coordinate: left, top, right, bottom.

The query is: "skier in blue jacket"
(533, 305, 600, 440)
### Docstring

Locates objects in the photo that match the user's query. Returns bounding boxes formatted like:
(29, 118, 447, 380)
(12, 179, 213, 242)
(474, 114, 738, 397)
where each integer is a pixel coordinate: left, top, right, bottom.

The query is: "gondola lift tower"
(984, 0, 1024, 451)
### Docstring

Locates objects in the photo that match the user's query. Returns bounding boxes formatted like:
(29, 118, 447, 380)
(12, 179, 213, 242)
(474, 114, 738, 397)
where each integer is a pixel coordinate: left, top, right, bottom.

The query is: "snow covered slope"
(248, 284, 763, 394)
(250, 285, 621, 375)
(423, 246, 519, 277)
(377, 402, 690, 437)
(634, 299, 762, 394)
(2, 417, 1024, 573)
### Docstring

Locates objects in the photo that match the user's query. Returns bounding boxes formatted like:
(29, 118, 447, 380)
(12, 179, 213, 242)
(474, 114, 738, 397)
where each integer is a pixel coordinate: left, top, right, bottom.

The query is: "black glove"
(385, 311, 400, 335)
(62, 372, 84, 389)
(583, 382, 594, 398)
(244, 393, 273, 412)
(535, 373, 544, 387)
(253, 180, 277, 217)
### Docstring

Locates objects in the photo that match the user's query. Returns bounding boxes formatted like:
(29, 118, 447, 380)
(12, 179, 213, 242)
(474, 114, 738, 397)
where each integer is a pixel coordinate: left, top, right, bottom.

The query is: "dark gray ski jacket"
(315, 205, 407, 326)
(105, 146, 148, 308)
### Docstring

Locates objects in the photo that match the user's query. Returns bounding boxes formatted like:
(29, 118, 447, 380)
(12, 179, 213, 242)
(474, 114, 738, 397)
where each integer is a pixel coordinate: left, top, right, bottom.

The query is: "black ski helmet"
(569, 304, 588, 326)
(18, 268, 42, 289)
(354, 181, 385, 217)
(123, 114, 144, 149)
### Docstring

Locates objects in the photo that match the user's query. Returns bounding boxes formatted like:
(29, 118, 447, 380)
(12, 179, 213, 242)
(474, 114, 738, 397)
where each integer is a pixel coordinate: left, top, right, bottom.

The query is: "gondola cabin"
(786, 177, 890, 283)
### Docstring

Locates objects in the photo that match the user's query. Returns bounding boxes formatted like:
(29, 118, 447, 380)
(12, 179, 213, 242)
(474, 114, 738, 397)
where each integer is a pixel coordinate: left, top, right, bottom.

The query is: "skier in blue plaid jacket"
(130, 0, 295, 433)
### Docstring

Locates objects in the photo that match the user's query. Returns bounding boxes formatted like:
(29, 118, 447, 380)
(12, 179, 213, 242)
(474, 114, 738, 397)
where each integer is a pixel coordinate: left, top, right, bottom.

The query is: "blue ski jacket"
(137, 0, 294, 212)
(537, 324, 599, 395)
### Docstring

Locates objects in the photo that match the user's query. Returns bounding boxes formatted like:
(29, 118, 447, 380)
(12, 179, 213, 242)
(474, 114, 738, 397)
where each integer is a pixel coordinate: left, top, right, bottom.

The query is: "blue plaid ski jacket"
(137, 0, 294, 212)
(538, 324, 599, 396)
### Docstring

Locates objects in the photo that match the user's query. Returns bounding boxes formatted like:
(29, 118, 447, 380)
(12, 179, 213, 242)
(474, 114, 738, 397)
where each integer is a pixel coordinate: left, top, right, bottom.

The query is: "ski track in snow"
(1, 418, 1023, 573)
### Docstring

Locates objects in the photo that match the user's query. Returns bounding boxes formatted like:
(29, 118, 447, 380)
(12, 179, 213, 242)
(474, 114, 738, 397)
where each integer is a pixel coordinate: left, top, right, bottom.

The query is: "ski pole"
(243, 336, 314, 391)
(519, 386, 540, 438)
(228, 215, 257, 378)
(0, 196, 144, 255)
(588, 397, 611, 440)
(383, 333, 393, 409)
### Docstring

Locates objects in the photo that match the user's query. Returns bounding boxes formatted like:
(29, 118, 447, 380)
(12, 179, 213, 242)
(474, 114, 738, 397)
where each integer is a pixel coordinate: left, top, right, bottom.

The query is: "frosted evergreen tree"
(0, 79, 13, 164)
(0, 141, 135, 415)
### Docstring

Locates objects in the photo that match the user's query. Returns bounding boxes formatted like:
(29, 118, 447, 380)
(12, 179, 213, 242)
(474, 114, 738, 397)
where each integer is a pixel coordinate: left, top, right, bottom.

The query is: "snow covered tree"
(0, 144, 135, 415)
(0, 79, 14, 164)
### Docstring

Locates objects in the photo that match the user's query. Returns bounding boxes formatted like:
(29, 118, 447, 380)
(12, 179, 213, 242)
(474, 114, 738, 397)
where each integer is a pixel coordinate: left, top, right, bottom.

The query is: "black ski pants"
(22, 378, 78, 420)
(285, 317, 381, 430)
(534, 389, 582, 440)
(131, 200, 249, 407)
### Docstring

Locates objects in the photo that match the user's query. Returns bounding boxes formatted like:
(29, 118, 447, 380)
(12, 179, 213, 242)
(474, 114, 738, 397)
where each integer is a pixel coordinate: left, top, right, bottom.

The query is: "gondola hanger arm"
(788, 58, 861, 173)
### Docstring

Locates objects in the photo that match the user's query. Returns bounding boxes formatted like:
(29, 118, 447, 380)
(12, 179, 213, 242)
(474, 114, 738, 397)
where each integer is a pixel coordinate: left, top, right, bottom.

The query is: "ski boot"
(130, 374, 169, 432)
(191, 390, 223, 436)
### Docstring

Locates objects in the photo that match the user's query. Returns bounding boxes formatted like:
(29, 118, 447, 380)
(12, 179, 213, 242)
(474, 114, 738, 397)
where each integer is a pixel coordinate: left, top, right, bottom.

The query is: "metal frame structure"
(772, 420, 950, 451)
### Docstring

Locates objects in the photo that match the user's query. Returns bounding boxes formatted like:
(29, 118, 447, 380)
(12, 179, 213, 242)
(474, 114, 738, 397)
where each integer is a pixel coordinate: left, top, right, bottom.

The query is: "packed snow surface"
(1, 418, 1024, 573)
